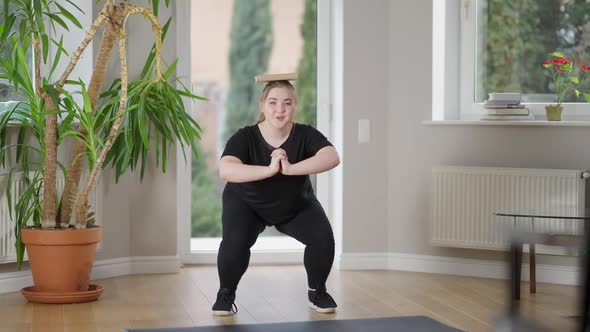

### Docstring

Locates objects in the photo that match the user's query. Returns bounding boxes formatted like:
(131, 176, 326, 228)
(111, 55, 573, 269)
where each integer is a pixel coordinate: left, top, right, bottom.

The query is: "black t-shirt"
(221, 123, 333, 225)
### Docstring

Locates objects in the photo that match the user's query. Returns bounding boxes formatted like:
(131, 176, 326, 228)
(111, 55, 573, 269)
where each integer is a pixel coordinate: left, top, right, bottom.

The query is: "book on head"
(255, 72, 298, 83)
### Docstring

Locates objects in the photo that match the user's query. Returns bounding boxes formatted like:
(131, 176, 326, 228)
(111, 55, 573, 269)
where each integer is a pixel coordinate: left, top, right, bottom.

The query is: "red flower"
(581, 64, 590, 72)
(542, 60, 552, 65)
(551, 57, 570, 65)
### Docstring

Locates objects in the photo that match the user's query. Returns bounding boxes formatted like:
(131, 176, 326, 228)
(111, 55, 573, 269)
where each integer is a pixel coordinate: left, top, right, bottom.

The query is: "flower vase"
(545, 105, 563, 121)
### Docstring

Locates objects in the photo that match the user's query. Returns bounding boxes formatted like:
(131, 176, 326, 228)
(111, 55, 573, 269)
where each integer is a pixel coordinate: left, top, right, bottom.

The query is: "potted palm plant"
(0, 0, 202, 303)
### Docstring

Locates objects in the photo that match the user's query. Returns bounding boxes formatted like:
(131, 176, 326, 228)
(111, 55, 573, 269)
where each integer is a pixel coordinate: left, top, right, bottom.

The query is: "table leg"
(510, 238, 523, 316)
(530, 243, 536, 294)
(580, 220, 589, 332)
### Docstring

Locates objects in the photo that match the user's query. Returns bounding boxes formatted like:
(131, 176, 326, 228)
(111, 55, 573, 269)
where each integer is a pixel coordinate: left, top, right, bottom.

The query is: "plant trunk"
(42, 97, 58, 229)
(32, 39, 57, 229)
(57, 19, 119, 226)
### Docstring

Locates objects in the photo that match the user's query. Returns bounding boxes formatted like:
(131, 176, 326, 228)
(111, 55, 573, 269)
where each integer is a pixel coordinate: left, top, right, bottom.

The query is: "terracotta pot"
(545, 105, 563, 121)
(21, 227, 102, 294)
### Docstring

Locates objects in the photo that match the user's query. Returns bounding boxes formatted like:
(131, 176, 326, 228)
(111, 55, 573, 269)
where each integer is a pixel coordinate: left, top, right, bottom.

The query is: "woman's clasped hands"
(269, 148, 293, 176)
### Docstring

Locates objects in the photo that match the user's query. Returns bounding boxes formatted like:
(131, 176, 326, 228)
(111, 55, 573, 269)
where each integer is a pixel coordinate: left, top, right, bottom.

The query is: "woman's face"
(260, 87, 296, 129)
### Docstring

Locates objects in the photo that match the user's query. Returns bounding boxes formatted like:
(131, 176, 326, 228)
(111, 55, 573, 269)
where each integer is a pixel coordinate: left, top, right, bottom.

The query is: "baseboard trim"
(339, 252, 580, 286)
(181, 251, 305, 265)
(1, 252, 577, 294)
(0, 255, 180, 294)
(129, 256, 181, 275)
(0, 270, 33, 294)
(337, 252, 390, 270)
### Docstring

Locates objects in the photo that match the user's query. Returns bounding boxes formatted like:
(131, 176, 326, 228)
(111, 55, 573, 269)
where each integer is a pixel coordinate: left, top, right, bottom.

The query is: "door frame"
(176, 0, 338, 265)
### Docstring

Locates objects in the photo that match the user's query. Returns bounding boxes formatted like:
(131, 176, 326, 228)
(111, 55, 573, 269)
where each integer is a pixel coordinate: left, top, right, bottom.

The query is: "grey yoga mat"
(125, 315, 464, 332)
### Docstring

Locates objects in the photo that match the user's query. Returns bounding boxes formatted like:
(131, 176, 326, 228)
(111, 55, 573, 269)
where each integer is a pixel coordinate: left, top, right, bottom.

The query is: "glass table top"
(494, 208, 590, 220)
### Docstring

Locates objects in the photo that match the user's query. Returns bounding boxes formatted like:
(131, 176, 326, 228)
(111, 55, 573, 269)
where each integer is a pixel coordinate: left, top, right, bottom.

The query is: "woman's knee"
(306, 229, 335, 249)
(220, 233, 258, 252)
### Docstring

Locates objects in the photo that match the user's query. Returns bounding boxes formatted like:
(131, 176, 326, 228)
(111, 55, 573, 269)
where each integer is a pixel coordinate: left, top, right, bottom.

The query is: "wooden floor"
(0, 265, 580, 331)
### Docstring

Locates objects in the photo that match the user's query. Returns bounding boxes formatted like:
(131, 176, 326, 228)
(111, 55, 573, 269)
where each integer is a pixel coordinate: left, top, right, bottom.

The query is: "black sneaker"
(308, 286, 337, 313)
(212, 288, 238, 316)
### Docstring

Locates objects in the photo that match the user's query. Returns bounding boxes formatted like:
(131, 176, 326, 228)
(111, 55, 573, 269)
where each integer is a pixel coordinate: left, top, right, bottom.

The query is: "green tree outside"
(480, 0, 560, 100)
(191, 149, 223, 237)
(295, 0, 317, 126)
(224, 0, 273, 142)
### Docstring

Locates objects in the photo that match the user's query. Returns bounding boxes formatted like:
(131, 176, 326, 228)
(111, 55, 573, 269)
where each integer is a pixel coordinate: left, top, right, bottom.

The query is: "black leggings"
(217, 190, 335, 291)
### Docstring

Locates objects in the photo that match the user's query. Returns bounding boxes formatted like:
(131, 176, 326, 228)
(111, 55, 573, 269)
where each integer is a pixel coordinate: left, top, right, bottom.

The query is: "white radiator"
(430, 166, 585, 251)
(0, 172, 102, 263)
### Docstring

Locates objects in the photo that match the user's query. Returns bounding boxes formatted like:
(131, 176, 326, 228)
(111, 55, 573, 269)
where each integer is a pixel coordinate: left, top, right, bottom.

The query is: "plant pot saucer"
(21, 284, 104, 304)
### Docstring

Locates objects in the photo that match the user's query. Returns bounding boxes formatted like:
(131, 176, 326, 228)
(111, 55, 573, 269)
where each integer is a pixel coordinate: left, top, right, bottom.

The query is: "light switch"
(358, 119, 371, 143)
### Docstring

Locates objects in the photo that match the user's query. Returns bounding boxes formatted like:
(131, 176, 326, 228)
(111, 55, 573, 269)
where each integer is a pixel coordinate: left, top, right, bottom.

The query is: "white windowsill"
(423, 120, 590, 127)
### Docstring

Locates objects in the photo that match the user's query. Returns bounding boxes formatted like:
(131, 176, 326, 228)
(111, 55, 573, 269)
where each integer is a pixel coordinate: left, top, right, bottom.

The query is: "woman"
(213, 78, 340, 316)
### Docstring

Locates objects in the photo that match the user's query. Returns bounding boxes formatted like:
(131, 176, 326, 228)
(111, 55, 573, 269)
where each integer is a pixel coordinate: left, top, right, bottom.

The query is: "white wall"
(338, 0, 390, 254)
(387, 0, 583, 267)
(94, 0, 179, 260)
(122, 2, 179, 258)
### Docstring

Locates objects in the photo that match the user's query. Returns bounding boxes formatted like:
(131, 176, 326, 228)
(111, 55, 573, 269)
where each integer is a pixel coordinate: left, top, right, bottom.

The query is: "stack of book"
(480, 93, 534, 120)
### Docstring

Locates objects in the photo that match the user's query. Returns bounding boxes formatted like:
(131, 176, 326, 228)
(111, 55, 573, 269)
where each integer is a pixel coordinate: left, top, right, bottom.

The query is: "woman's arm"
(219, 155, 283, 183)
(281, 146, 340, 176)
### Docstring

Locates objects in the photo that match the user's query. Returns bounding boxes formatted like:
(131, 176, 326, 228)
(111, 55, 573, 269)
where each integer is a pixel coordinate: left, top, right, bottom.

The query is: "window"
(433, 0, 590, 121)
(0, 2, 30, 115)
(0, 1, 92, 119)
